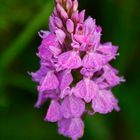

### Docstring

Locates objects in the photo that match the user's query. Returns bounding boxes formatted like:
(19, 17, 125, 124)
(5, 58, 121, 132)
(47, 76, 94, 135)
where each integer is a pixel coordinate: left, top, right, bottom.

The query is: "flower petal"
(66, 19, 74, 33)
(58, 50, 82, 69)
(80, 67, 95, 77)
(92, 90, 120, 114)
(38, 33, 61, 60)
(55, 29, 66, 44)
(95, 65, 124, 88)
(39, 71, 59, 92)
(61, 95, 85, 118)
(57, 70, 73, 90)
(97, 42, 118, 56)
(74, 78, 98, 103)
(35, 90, 58, 108)
(58, 118, 84, 140)
(82, 52, 110, 69)
(84, 17, 96, 35)
(45, 100, 62, 122)
(54, 17, 63, 28)
(30, 65, 49, 83)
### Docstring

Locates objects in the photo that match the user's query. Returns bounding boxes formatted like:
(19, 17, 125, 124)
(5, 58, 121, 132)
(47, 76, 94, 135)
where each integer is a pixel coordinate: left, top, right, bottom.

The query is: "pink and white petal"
(82, 53, 96, 68)
(54, 17, 63, 28)
(30, 65, 49, 83)
(83, 52, 111, 69)
(58, 118, 84, 140)
(38, 30, 50, 39)
(39, 71, 59, 92)
(58, 51, 82, 69)
(93, 53, 110, 68)
(103, 65, 123, 87)
(45, 100, 62, 122)
(61, 95, 85, 118)
(41, 33, 57, 46)
(66, 19, 74, 33)
(92, 90, 120, 114)
(84, 17, 96, 35)
(35, 90, 57, 108)
(98, 42, 118, 56)
(60, 87, 71, 99)
(74, 34, 85, 44)
(49, 16, 56, 32)
(38, 45, 53, 60)
(58, 70, 73, 90)
(48, 45, 61, 56)
(55, 29, 66, 44)
(104, 70, 122, 87)
(74, 78, 98, 103)
(80, 68, 95, 77)
(79, 10, 85, 23)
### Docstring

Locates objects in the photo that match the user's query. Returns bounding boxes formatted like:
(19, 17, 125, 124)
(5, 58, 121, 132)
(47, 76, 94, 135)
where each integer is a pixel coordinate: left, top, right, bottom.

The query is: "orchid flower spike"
(30, 0, 124, 139)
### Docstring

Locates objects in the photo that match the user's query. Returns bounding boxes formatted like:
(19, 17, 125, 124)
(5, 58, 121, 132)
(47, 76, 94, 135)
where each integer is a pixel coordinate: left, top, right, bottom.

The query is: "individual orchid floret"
(82, 51, 110, 70)
(38, 71, 59, 92)
(38, 32, 61, 60)
(61, 95, 85, 118)
(45, 100, 62, 122)
(30, 0, 124, 139)
(74, 77, 98, 103)
(57, 69, 73, 90)
(97, 42, 119, 56)
(95, 64, 124, 88)
(73, 17, 102, 51)
(92, 90, 120, 114)
(58, 117, 84, 140)
(57, 50, 82, 70)
(82, 41, 119, 70)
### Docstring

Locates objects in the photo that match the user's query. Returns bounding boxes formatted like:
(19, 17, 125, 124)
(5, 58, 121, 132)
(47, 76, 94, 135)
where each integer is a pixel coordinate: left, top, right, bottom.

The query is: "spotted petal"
(39, 71, 59, 92)
(74, 78, 98, 103)
(61, 95, 85, 118)
(45, 100, 62, 122)
(58, 50, 82, 70)
(92, 90, 120, 114)
(57, 70, 73, 90)
(58, 118, 84, 140)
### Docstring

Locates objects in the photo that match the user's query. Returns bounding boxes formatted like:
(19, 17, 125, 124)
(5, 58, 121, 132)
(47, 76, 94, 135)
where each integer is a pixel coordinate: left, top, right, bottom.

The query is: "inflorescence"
(31, 0, 124, 139)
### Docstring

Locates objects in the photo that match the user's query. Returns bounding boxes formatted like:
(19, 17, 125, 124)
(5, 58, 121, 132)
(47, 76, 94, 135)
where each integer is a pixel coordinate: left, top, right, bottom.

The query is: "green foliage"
(0, 0, 140, 140)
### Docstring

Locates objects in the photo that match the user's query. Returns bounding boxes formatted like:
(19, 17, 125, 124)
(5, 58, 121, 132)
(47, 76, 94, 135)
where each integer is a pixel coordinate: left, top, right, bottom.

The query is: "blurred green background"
(0, 0, 140, 140)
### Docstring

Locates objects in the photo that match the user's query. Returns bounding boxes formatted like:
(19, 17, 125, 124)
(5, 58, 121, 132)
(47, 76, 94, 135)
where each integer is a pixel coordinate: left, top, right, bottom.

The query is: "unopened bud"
(79, 10, 85, 23)
(56, 3, 68, 19)
(71, 10, 79, 22)
(66, 0, 72, 12)
(72, 0, 78, 12)
(49, 16, 56, 32)
(55, 17, 63, 28)
(66, 19, 74, 33)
